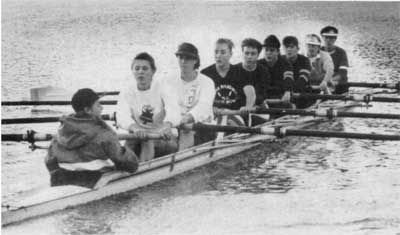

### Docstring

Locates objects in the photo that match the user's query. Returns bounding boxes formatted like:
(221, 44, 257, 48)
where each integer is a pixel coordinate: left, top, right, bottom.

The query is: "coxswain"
(171, 42, 216, 148)
(201, 38, 255, 126)
(282, 35, 314, 108)
(320, 26, 349, 94)
(116, 52, 181, 162)
(235, 38, 272, 125)
(45, 88, 139, 188)
(258, 35, 294, 107)
(305, 34, 334, 94)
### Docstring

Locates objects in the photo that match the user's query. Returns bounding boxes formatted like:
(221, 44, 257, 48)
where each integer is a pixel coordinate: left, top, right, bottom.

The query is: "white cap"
(321, 30, 338, 37)
(305, 34, 321, 46)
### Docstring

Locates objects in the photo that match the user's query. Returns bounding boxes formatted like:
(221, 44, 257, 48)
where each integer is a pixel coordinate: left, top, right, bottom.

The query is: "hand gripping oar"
(181, 123, 400, 141)
(291, 93, 400, 104)
(217, 107, 400, 120)
(2, 114, 116, 125)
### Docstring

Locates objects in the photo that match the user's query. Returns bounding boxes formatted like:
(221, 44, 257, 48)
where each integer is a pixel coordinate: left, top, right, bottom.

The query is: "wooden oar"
(96, 91, 120, 96)
(1, 100, 118, 106)
(1, 113, 115, 125)
(2, 131, 164, 142)
(312, 82, 399, 90)
(292, 93, 400, 103)
(2, 114, 116, 125)
(2, 99, 291, 106)
(182, 123, 400, 141)
(217, 107, 400, 120)
(344, 82, 400, 90)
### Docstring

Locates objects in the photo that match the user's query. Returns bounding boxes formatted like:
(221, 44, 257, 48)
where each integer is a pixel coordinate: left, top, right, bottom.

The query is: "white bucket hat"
(305, 34, 321, 46)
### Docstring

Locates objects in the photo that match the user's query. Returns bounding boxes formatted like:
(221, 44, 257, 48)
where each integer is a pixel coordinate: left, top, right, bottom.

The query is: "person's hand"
(262, 100, 270, 108)
(239, 106, 253, 116)
(213, 107, 223, 116)
(319, 80, 328, 91)
(281, 91, 291, 103)
(159, 122, 173, 140)
(180, 113, 195, 125)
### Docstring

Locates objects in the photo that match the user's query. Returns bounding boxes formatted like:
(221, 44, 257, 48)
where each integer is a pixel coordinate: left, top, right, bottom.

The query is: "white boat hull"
(2, 100, 360, 226)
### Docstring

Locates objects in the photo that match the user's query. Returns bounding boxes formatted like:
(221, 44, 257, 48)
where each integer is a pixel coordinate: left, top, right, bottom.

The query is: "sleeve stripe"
(299, 69, 311, 74)
(284, 77, 295, 81)
(339, 66, 348, 70)
(299, 75, 308, 82)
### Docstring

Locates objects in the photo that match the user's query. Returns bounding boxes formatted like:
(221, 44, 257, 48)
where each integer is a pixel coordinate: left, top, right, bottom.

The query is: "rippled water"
(2, 1, 400, 234)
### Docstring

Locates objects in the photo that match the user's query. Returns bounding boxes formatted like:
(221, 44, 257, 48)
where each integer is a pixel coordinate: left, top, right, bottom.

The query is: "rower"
(258, 35, 294, 108)
(320, 26, 349, 94)
(282, 35, 314, 108)
(45, 88, 139, 188)
(235, 38, 272, 125)
(171, 42, 216, 148)
(201, 38, 256, 126)
(305, 34, 334, 94)
(116, 52, 181, 162)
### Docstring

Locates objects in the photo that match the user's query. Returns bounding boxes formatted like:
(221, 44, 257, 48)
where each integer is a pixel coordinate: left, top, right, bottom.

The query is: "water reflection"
(59, 193, 137, 235)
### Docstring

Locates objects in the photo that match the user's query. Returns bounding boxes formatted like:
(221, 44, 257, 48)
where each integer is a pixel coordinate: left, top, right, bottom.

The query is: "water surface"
(2, 1, 400, 234)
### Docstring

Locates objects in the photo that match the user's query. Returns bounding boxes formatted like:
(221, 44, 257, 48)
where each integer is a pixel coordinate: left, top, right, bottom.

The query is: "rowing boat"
(1, 99, 361, 226)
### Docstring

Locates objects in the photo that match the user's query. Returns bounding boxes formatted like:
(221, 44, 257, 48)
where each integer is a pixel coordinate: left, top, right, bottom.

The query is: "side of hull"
(2, 100, 359, 226)
(2, 138, 261, 225)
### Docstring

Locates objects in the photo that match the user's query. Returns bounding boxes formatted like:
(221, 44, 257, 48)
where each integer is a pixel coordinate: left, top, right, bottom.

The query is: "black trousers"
(50, 168, 102, 188)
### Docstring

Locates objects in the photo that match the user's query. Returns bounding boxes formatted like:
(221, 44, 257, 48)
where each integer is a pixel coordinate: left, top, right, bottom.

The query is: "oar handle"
(181, 123, 263, 134)
(117, 133, 164, 140)
(264, 99, 287, 104)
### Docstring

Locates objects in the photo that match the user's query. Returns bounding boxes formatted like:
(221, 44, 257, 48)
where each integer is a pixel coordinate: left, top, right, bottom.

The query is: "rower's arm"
(102, 132, 139, 173)
(187, 78, 216, 123)
(160, 80, 181, 127)
(282, 59, 295, 92)
(243, 85, 256, 107)
(322, 53, 334, 84)
(300, 58, 311, 85)
(115, 89, 137, 131)
(333, 50, 349, 85)
(45, 139, 60, 173)
(338, 50, 349, 78)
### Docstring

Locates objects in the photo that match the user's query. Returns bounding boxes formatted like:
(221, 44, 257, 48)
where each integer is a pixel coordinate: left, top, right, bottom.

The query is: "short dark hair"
(320, 26, 339, 36)
(282, 36, 299, 47)
(241, 38, 262, 53)
(71, 88, 99, 112)
(263, 35, 281, 49)
(216, 38, 234, 52)
(131, 52, 157, 72)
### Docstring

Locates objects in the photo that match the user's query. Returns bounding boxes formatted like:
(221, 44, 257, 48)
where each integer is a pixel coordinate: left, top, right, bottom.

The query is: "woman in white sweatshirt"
(171, 42, 216, 148)
(116, 52, 181, 161)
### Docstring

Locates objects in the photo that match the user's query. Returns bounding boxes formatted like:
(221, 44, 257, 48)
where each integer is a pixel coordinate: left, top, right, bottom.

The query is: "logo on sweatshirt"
(215, 84, 238, 105)
(140, 105, 154, 124)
